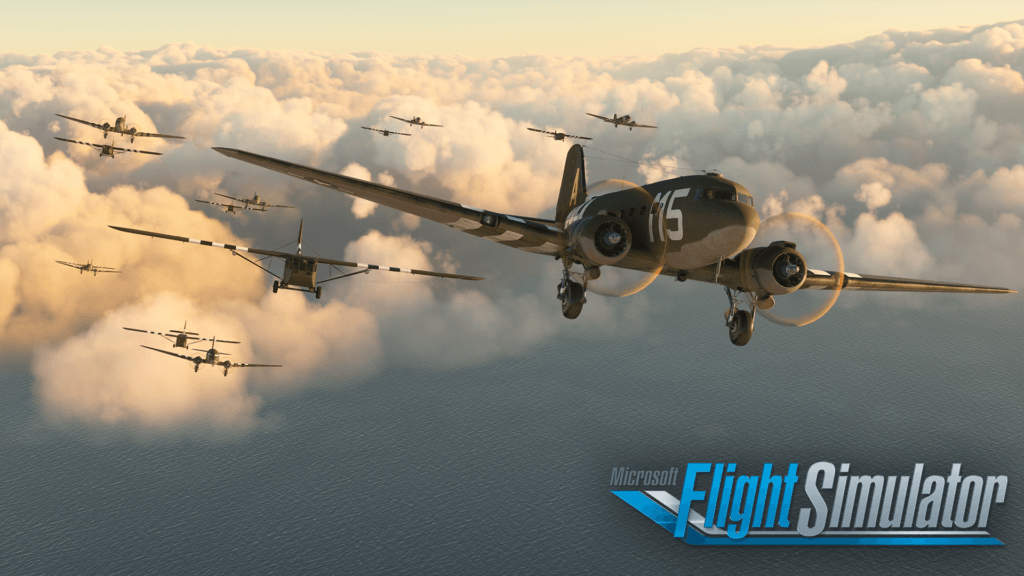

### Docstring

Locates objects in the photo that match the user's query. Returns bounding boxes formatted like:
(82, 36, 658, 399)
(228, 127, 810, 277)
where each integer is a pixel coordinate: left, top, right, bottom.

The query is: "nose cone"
(727, 202, 760, 255)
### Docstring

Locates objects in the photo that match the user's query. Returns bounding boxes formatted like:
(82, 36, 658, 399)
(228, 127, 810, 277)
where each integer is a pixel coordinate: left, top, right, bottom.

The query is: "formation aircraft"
(586, 112, 657, 130)
(124, 321, 241, 350)
(213, 144, 1016, 346)
(110, 220, 484, 300)
(362, 126, 411, 137)
(54, 137, 161, 158)
(55, 113, 184, 143)
(194, 197, 245, 214)
(390, 115, 443, 128)
(527, 127, 592, 142)
(55, 259, 120, 275)
(141, 337, 279, 376)
(211, 192, 294, 212)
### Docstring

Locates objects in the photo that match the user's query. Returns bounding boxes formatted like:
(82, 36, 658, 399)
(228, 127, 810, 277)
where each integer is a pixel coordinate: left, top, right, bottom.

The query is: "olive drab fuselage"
(564, 174, 760, 272)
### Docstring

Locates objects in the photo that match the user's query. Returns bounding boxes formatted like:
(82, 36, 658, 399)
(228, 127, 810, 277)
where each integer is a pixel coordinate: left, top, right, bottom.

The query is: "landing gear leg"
(724, 287, 755, 346)
(315, 286, 322, 299)
(273, 280, 279, 293)
(557, 257, 586, 319)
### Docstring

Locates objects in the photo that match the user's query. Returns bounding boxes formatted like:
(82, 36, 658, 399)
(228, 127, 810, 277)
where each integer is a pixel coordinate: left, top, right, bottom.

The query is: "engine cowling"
(567, 215, 632, 266)
(735, 241, 807, 296)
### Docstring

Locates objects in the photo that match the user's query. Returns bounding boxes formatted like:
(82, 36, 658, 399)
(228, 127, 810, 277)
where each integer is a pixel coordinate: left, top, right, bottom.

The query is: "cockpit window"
(704, 189, 737, 202)
(738, 194, 754, 206)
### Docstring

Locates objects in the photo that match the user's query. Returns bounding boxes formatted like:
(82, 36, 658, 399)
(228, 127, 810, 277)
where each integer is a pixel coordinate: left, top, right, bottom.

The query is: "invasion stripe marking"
(506, 216, 526, 224)
(845, 272, 862, 278)
(311, 179, 333, 187)
(490, 230, 524, 242)
(809, 269, 829, 275)
(460, 204, 483, 212)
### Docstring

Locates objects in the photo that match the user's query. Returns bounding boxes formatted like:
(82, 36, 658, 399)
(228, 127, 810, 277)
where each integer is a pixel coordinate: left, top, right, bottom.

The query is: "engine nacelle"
(102, 122, 111, 130)
(735, 241, 807, 296)
(567, 215, 632, 266)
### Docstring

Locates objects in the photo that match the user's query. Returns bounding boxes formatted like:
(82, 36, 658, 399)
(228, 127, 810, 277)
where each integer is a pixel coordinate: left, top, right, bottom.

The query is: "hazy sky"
(2, 0, 1022, 57)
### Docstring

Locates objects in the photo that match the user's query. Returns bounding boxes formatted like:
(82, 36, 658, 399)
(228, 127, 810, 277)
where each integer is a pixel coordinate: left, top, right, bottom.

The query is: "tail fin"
(554, 144, 587, 225)
(297, 219, 303, 254)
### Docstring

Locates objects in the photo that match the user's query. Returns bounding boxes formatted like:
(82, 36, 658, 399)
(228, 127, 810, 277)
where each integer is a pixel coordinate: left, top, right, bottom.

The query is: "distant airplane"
(110, 219, 484, 300)
(389, 115, 443, 128)
(527, 127, 592, 142)
(362, 126, 411, 137)
(586, 112, 657, 130)
(194, 198, 246, 214)
(141, 337, 279, 376)
(124, 321, 241, 350)
(212, 192, 294, 212)
(54, 137, 161, 158)
(55, 259, 120, 275)
(56, 113, 184, 143)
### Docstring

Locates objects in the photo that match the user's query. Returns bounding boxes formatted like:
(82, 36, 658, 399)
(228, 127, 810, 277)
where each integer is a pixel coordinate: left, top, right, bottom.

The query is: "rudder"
(555, 144, 587, 225)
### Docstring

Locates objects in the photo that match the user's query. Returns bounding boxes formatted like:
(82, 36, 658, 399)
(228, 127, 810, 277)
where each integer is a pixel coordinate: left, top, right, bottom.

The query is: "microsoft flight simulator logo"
(611, 463, 1007, 545)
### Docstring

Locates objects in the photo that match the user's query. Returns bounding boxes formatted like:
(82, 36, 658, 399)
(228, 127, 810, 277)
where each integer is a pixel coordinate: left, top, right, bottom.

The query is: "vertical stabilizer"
(297, 219, 304, 254)
(555, 144, 587, 225)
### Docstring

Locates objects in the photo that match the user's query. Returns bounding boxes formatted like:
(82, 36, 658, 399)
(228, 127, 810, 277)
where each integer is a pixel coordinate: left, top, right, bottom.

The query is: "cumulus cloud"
(4, 19, 1023, 434)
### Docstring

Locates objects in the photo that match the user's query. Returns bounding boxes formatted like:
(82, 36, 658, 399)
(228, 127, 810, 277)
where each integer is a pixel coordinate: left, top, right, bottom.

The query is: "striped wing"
(315, 256, 483, 281)
(110, 145, 162, 156)
(228, 362, 282, 368)
(55, 260, 84, 269)
(109, 225, 284, 258)
(54, 137, 102, 150)
(141, 345, 200, 363)
(801, 269, 1015, 294)
(131, 131, 184, 139)
(212, 147, 567, 256)
(55, 114, 104, 130)
(124, 327, 240, 344)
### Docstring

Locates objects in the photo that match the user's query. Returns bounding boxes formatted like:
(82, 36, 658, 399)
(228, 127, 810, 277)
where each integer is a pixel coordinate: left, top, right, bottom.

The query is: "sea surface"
(2, 287, 1022, 575)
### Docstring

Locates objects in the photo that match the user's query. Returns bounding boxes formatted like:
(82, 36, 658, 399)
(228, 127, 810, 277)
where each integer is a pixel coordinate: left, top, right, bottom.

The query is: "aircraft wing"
(109, 225, 288, 259)
(566, 134, 592, 140)
(111, 145, 162, 156)
(195, 337, 241, 344)
(423, 123, 443, 128)
(800, 269, 1016, 294)
(214, 192, 245, 203)
(55, 260, 83, 269)
(194, 199, 235, 208)
(634, 124, 657, 129)
(141, 345, 199, 362)
(131, 131, 185, 139)
(314, 255, 484, 281)
(55, 114, 104, 130)
(94, 269, 121, 273)
(586, 113, 612, 122)
(228, 362, 282, 369)
(212, 147, 567, 256)
(54, 137, 102, 150)
(389, 115, 412, 124)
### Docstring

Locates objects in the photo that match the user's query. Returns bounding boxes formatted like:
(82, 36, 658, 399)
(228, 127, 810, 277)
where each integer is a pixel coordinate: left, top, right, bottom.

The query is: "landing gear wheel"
(194, 364, 200, 373)
(315, 286, 322, 299)
(559, 280, 585, 319)
(273, 280, 279, 293)
(728, 310, 754, 346)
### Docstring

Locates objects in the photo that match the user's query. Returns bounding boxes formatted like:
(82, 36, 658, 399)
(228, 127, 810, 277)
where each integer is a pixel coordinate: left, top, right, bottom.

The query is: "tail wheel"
(560, 280, 585, 319)
(315, 286, 322, 299)
(728, 310, 754, 346)
(273, 280, 279, 293)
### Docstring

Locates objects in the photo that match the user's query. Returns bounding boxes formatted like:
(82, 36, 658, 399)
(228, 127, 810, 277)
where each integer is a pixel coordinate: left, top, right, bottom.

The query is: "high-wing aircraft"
(586, 112, 657, 130)
(362, 126, 411, 137)
(141, 337, 279, 376)
(54, 137, 161, 158)
(124, 321, 241, 350)
(55, 113, 184, 143)
(527, 127, 592, 142)
(213, 144, 1016, 346)
(389, 115, 443, 128)
(194, 198, 245, 214)
(109, 220, 484, 299)
(211, 192, 295, 212)
(56, 259, 120, 275)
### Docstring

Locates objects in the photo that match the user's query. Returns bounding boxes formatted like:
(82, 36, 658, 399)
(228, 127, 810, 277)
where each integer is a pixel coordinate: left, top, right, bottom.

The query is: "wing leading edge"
(212, 147, 567, 256)
(800, 269, 1016, 294)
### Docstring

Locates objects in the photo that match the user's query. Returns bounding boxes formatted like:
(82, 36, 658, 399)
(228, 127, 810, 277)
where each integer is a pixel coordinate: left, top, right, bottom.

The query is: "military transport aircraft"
(527, 127, 592, 142)
(194, 197, 245, 214)
(586, 112, 657, 130)
(212, 144, 1016, 346)
(54, 137, 161, 158)
(55, 113, 184, 143)
(390, 115, 443, 128)
(110, 220, 484, 299)
(362, 126, 411, 137)
(55, 259, 120, 275)
(141, 337, 279, 376)
(124, 321, 241, 350)
(209, 192, 295, 212)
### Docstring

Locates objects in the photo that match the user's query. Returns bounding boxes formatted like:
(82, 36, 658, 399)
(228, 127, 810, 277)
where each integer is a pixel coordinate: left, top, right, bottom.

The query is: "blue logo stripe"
(611, 490, 679, 534)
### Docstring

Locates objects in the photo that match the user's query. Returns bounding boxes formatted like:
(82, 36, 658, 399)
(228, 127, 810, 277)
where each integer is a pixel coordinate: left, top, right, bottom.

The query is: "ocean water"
(2, 289, 1021, 575)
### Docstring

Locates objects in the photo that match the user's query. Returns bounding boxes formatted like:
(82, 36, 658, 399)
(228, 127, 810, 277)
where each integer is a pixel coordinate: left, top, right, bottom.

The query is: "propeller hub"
(602, 230, 623, 246)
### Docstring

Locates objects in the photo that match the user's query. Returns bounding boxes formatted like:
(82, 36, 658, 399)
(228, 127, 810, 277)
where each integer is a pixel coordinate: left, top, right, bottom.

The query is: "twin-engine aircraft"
(55, 113, 184, 143)
(389, 115, 443, 128)
(362, 126, 410, 137)
(528, 127, 592, 142)
(194, 197, 245, 214)
(110, 220, 483, 300)
(141, 337, 279, 376)
(54, 137, 161, 158)
(213, 192, 294, 212)
(124, 321, 241, 350)
(213, 144, 1015, 346)
(56, 259, 120, 275)
(586, 112, 657, 130)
